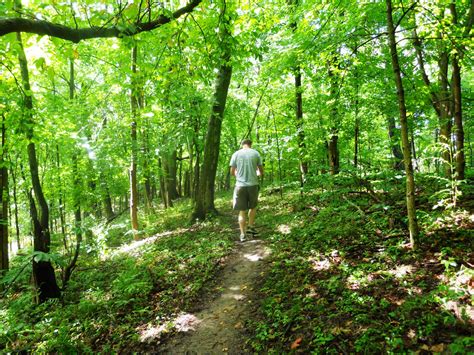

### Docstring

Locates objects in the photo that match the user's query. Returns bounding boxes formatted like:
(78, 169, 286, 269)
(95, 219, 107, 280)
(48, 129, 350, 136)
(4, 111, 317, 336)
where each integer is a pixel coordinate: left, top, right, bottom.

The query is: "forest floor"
(1, 175, 473, 353)
(157, 238, 271, 354)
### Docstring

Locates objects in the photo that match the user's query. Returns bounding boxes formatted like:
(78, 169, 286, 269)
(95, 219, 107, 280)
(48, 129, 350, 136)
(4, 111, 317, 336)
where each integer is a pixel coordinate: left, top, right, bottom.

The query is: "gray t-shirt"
(230, 148, 262, 187)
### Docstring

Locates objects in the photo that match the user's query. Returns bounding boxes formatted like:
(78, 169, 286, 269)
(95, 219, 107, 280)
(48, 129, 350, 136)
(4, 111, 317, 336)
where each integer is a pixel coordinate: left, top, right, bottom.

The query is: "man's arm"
(257, 165, 264, 178)
(230, 166, 237, 177)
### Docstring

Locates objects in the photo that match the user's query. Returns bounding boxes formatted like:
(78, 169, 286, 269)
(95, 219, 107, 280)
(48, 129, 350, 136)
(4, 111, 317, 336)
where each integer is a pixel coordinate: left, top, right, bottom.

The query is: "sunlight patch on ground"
(139, 313, 201, 343)
(223, 284, 249, 300)
(174, 313, 202, 332)
(243, 245, 271, 262)
(387, 265, 414, 278)
(438, 266, 474, 323)
(308, 256, 332, 271)
(277, 224, 291, 234)
(111, 228, 189, 258)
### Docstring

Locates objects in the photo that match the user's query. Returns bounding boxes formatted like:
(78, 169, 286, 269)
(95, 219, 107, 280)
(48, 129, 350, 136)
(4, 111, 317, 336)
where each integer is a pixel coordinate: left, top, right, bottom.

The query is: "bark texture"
(386, 0, 419, 247)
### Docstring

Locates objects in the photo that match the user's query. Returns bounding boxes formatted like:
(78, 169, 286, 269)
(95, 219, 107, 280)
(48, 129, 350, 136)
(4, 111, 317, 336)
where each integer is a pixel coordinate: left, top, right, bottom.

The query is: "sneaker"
(247, 226, 258, 237)
(240, 233, 246, 242)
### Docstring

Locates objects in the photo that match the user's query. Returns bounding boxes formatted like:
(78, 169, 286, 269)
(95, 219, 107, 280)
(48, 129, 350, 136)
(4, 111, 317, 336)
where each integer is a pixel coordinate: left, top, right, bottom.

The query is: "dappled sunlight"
(111, 228, 189, 258)
(440, 301, 474, 323)
(277, 224, 292, 235)
(387, 265, 414, 279)
(243, 245, 271, 262)
(139, 313, 201, 343)
(116, 235, 158, 256)
(307, 250, 341, 272)
(308, 256, 332, 271)
(222, 284, 249, 301)
(174, 313, 202, 332)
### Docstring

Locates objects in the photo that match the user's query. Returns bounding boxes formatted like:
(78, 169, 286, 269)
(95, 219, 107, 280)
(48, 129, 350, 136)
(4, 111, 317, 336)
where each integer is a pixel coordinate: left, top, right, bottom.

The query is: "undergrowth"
(0, 196, 235, 353)
(248, 173, 473, 353)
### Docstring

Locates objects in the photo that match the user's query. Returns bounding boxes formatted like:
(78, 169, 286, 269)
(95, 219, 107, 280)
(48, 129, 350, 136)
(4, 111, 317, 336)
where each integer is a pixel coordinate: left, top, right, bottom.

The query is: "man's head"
(241, 139, 252, 148)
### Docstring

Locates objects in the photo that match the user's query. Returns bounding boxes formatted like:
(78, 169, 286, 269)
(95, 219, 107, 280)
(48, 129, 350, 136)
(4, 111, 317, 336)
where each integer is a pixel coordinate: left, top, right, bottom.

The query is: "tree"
(193, 1, 234, 220)
(130, 45, 139, 234)
(15, 28, 61, 302)
(0, 114, 7, 271)
(386, 0, 419, 248)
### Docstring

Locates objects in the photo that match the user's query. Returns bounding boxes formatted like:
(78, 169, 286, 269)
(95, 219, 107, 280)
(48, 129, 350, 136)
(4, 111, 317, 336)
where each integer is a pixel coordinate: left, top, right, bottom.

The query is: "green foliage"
(0, 199, 234, 352)
(248, 180, 473, 353)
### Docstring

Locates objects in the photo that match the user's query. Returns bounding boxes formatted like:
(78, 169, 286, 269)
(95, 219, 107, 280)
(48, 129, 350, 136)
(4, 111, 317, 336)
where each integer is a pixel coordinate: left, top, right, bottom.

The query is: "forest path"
(158, 237, 271, 354)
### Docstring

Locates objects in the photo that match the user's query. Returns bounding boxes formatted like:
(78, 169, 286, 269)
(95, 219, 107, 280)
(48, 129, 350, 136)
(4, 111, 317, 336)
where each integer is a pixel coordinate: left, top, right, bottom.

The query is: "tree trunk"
(130, 45, 139, 235)
(55, 145, 67, 239)
(142, 115, 153, 211)
(294, 66, 308, 182)
(102, 184, 114, 220)
(353, 50, 360, 169)
(387, 115, 404, 170)
(386, 0, 419, 248)
(10, 164, 20, 249)
(15, 23, 60, 301)
(192, 2, 233, 220)
(328, 135, 339, 175)
(289, 0, 308, 183)
(63, 57, 82, 289)
(450, 3, 465, 180)
(438, 49, 452, 178)
(412, 19, 451, 177)
(327, 58, 340, 175)
(0, 114, 8, 271)
(167, 149, 179, 199)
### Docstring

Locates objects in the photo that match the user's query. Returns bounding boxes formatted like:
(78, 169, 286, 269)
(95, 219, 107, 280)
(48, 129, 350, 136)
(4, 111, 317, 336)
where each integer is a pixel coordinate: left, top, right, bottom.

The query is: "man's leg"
(248, 208, 256, 227)
(238, 210, 247, 236)
(246, 185, 259, 237)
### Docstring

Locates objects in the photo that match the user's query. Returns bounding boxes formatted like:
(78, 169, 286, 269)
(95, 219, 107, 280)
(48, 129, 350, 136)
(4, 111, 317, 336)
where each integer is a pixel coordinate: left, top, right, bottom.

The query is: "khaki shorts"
(233, 185, 259, 211)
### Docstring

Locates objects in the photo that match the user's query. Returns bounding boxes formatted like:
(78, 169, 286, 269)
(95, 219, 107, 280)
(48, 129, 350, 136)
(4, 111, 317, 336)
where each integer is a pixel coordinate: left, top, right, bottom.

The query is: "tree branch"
(0, 0, 202, 43)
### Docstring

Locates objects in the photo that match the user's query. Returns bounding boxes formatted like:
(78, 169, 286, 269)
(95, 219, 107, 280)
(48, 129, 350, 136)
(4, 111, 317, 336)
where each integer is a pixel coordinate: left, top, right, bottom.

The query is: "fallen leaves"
(290, 337, 303, 349)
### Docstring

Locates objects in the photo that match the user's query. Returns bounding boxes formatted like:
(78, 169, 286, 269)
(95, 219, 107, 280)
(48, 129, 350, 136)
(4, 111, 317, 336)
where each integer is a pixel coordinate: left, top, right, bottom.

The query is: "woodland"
(0, 0, 473, 353)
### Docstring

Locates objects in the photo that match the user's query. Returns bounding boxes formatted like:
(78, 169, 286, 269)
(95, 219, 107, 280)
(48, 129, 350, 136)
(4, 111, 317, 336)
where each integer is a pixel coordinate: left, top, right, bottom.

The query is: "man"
(230, 139, 264, 242)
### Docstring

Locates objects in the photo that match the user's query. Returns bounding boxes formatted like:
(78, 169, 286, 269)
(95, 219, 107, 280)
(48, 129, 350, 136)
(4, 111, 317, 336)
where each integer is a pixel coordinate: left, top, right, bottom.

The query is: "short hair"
(241, 139, 252, 147)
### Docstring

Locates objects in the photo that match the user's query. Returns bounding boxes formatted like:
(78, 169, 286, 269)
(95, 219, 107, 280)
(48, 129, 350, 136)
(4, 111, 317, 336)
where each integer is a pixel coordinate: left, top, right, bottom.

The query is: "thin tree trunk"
(63, 57, 82, 289)
(386, 0, 419, 248)
(0, 114, 8, 271)
(273, 112, 283, 198)
(450, 3, 465, 180)
(10, 164, 20, 249)
(288, 0, 308, 183)
(411, 127, 418, 172)
(55, 145, 66, 240)
(158, 158, 168, 208)
(327, 57, 340, 175)
(353, 50, 360, 169)
(130, 45, 139, 234)
(142, 116, 153, 210)
(412, 19, 451, 177)
(168, 149, 179, 199)
(16, 26, 60, 301)
(387, 115, 404, 170)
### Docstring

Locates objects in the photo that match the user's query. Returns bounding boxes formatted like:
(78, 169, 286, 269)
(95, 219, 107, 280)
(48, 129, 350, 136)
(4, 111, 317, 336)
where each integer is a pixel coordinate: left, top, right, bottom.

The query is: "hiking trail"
(157, 238, 271, 354)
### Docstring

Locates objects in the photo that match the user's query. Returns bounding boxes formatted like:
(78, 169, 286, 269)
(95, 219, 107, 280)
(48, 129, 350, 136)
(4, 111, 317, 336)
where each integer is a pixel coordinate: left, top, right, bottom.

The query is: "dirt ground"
(157, 238, 271, 354)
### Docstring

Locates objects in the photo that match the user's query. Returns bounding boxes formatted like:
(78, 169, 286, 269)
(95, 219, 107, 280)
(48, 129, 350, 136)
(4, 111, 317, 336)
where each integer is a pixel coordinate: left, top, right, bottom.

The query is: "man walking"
(230, 139, 264, 242)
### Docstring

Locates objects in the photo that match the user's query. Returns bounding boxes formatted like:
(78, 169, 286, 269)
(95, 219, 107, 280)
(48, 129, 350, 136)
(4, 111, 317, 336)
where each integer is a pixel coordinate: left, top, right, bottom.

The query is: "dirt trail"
(158, 239, 271, 354)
